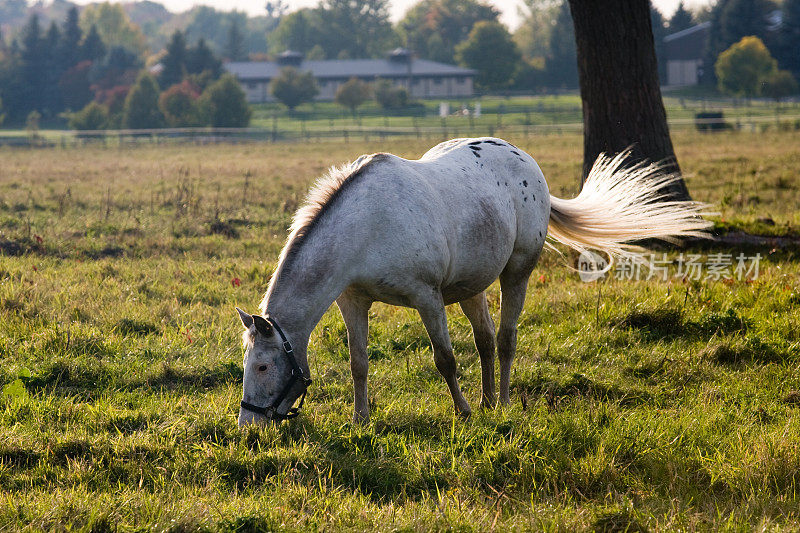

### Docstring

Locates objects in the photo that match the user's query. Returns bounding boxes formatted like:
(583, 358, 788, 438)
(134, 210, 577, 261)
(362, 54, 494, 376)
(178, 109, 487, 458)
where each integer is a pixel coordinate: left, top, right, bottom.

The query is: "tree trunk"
(567, 0, 691, 201)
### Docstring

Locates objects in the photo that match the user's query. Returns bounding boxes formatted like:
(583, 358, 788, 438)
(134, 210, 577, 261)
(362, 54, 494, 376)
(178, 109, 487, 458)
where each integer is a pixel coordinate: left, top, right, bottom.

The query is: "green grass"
(1, 130, 800, 530)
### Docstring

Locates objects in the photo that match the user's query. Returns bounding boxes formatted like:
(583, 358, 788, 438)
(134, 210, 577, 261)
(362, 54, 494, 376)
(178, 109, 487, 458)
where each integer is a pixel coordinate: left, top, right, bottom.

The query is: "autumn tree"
(567, 0, 690, 200)
(715, 36, 777, 98)
(399, 0, 499, 63)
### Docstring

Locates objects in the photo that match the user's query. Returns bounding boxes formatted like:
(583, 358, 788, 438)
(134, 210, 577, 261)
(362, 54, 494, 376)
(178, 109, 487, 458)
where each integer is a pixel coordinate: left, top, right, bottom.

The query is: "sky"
(69, 0, 715, 30)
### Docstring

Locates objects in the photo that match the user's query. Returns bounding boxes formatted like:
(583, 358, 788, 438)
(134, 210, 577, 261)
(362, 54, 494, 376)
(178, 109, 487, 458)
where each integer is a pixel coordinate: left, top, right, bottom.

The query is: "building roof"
(663, 21, 711, 61)
(225, 58, 476, 81)
(663, 21, 711, 43)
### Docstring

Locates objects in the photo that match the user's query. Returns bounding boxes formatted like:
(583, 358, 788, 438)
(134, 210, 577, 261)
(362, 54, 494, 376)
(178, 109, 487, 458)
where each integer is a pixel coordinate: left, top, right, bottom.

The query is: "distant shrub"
(374, 79, 408, 109)
(69, 102, 109, 130)
(198, 74, 251, 127)
(123, 73, 164, 129)
(159, 81, 202, 127)
(270, 67, 319, 111)
(335, 77, 371, 115)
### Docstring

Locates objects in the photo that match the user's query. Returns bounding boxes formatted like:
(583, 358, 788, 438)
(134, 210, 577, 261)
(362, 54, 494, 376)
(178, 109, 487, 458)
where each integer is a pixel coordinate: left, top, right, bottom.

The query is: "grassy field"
(1, 130, 800, 531)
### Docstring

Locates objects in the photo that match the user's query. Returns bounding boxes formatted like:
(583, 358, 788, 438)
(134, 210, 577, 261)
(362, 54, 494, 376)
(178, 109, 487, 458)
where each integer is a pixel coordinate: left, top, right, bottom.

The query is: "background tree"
(456, 21, 521, 90)
(776, 0, 800, 80)
(313, 0, 397, 59)
(122, 72, 163, 129)
(270, 10, 315, 54)
(198, 74, 251, 127)
(68, 101, 108, 130)
(159, 80, 201, 127)
(0, 95, 4, 126)
(80, 3, 147, 56)
(545, 2, 578, 89)
(270, 66, 319, 110)
(374, 79, 409, 109)
(335, 77, 371, 116)
(761, 69, 799, 104)
(58, 60, 94, 111)
(58, 6, 82, 72)
(19, 14, 45, 115)
(80, 24, 106, 62)
(715, 36, 777, 98)
(225, 17, 247, 61)
(399, 0, 499, 63)
(159, 30, 187, 88)
(514, 0, 560, 62)
(185, 38, 222, 78)
(668, 1, 694, 33)
(567, 0, 690, 200)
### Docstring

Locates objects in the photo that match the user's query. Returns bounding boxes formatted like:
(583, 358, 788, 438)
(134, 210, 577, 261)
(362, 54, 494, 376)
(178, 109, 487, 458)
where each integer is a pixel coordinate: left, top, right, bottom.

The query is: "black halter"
(240, 315, 312, 421)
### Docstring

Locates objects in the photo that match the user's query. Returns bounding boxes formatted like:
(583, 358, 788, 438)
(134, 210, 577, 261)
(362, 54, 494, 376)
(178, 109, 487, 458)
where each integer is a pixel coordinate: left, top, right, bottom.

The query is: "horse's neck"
(262, 238, 353, 347)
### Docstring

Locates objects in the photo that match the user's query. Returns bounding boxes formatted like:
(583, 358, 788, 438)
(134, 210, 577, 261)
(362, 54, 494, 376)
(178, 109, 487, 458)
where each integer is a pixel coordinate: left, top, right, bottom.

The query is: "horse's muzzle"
(237, 407, 273, 427)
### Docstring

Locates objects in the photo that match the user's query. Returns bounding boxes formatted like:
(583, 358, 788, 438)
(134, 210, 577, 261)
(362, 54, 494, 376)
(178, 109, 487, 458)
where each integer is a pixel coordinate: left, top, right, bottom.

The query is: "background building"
(225, 49, 476, 103)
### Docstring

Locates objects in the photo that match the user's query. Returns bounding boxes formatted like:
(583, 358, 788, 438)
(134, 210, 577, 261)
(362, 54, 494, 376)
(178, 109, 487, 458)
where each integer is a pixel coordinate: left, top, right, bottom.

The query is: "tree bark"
(567, 0, 692, 201)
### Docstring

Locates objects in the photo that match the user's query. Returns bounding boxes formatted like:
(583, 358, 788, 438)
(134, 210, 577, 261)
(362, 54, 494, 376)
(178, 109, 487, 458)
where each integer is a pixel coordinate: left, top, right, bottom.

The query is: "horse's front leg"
(336, 292, 372, 423)
(416, 291, 472, 418)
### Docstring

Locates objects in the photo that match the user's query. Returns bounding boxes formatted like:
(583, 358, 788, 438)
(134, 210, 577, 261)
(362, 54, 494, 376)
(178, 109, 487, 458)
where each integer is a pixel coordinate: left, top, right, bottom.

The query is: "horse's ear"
(252, 315, 273, 337)
(236, 307, 254, 329)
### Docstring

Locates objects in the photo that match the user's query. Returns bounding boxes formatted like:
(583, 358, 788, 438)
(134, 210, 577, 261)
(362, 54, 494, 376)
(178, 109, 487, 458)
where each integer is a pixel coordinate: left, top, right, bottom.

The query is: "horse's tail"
(547, 151, 713, 262)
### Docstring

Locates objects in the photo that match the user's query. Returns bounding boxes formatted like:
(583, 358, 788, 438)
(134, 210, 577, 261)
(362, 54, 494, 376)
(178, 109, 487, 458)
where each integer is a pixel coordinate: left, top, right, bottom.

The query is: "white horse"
(235, 137, 710, 425)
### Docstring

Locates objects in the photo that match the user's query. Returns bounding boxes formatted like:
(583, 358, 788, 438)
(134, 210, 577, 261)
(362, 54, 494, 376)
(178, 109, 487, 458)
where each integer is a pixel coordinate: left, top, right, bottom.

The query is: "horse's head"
(235, 308, 311, 426)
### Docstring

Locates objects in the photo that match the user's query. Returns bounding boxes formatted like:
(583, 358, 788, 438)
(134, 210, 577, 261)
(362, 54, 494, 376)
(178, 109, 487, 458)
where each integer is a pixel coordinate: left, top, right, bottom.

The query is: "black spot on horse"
(532, 195, 536, 201)
(496, 181, 500, 186)
(522, 180, 528, 187)
(470, 145, 482, 151)
(484, 140, 504, 146)
(523, 197, 528, 202)
(468, 140, 483, 146)
(472, 151, 481, 158)
(510, 150, 520, 156)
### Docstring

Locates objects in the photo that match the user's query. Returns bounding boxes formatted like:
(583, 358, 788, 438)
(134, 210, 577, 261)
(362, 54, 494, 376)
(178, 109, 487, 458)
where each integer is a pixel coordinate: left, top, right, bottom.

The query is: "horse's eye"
(258, 364, 268, 372)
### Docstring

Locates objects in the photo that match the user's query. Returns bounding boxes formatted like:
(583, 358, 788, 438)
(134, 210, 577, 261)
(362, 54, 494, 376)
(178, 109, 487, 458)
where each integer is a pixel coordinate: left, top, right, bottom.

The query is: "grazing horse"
(235, 137, 710, 425)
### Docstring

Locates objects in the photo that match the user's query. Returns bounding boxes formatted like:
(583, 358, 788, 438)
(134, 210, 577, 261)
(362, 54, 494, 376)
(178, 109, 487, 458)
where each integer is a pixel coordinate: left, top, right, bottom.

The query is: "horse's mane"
(275, 152, 389, 270)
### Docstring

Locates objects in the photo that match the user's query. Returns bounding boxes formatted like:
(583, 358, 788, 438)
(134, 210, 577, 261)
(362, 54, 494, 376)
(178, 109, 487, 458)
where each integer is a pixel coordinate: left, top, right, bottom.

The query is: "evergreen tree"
(777, 0, 800, 78)
(545, 2, 578, 88)
(81, 24, 107, 62)
(122, 72, 164, 129)
(668, 2, 694, 33)
(186, 38, 222, 77)
(59, 6, 82, 71)
(160, 30, 188, 89)
(20, 14, 45, 114)
(225, 18, 246, 61)
(43, 22, 63, 113)
(716, 0, 775, 57)
(651, 6, 668, 82)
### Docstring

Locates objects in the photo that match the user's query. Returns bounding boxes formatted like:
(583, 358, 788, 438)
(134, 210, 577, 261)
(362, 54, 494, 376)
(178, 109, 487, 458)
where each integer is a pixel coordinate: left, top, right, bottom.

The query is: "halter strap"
(240, 315, 312, 421)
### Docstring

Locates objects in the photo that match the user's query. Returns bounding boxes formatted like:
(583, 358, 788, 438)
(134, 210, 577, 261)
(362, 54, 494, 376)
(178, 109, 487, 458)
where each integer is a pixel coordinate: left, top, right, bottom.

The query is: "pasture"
(1, 130, 799, 531)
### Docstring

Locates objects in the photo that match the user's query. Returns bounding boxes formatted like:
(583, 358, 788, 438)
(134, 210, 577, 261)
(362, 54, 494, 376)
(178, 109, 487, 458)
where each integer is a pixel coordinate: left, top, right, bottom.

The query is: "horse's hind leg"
(336, 291, 372, 423)
(459, 292, 497, 408)
(416, 292, 472, 418)
(497, 259, 536, 405)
